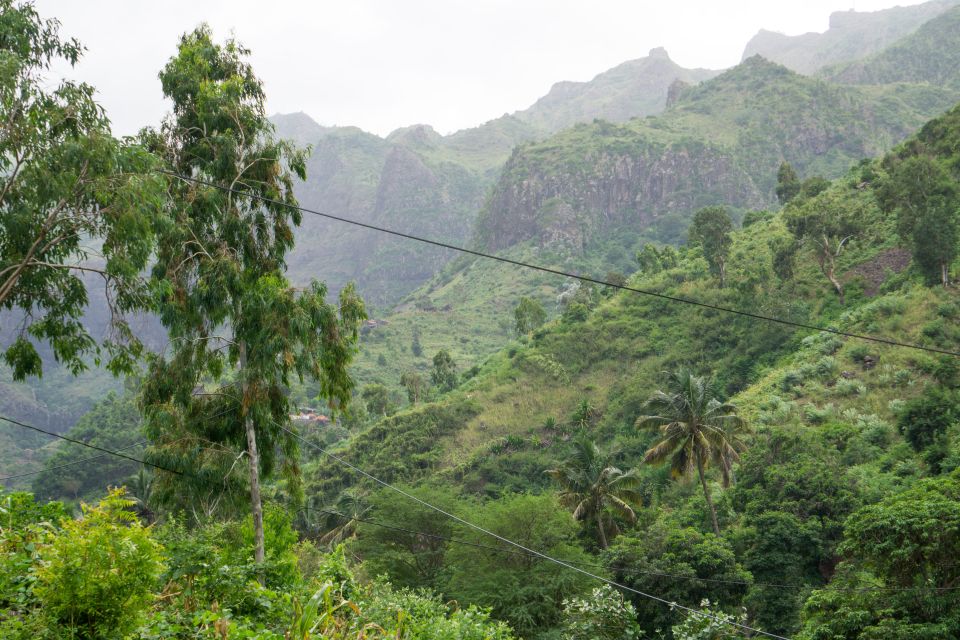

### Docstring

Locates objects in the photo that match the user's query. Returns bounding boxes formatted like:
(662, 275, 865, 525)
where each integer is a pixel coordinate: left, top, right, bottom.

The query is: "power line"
(315, 507, 960, 594)
(0, 440, 147, 482)
(162, 170, 960, 359)
(281, 424, 790, 640)
(0, 414, 183, 476)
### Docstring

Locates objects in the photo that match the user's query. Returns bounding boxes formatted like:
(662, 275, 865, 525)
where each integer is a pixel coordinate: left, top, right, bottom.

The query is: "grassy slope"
(305, 104, 960, 510)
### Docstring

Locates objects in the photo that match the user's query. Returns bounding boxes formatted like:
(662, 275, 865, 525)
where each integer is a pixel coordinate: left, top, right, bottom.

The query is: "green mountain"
(475, 55, 958, 252)
(301, 101, 960, 637)
(821, 4, 960, 88)
(272, 48, 721, 309)
(742, 0, 960, 74)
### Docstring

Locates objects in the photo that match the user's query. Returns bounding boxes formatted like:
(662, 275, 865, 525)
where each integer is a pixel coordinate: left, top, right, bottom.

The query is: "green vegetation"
(0, 0, 165, 379)
(5, 2, 960, 638)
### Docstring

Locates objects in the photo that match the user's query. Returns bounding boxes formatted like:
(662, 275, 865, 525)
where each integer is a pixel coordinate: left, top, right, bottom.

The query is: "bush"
(560, 585, 642, 639)
(34, 489, 163, 638)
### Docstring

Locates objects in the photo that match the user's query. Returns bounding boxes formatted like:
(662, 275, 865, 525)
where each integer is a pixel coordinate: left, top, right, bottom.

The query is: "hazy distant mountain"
(271, 48, 719, 307)
(742, 0, 960, 74)
(513, 47, 719, 132)
(821, 4, 960, 88)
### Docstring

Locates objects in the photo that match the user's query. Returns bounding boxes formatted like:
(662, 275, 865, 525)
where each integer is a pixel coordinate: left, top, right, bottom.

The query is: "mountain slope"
(821, 4, 960, 88)
(474, 56, 957, 252)
(742, 0, 960, 74)
(514, 47, 719, 131)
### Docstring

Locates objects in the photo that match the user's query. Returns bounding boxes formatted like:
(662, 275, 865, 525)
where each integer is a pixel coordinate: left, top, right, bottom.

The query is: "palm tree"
(636, 370, 747, 535)
(546, 435, 642, 549)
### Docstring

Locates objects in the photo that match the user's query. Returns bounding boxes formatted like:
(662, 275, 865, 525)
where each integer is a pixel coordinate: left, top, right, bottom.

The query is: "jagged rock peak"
(648, 46, 670, 60)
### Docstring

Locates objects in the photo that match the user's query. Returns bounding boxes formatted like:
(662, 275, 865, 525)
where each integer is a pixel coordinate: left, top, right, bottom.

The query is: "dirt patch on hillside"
(843, 247, 911, 296)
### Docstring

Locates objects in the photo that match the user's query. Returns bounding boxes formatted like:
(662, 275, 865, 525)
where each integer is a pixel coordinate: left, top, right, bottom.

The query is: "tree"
(0, 0, 165, 380)
(400, 370, 428, 405)
(878, 155, 959, 285)
(605, 524, 751, 636)
(783, 188, 865, 304)
(411, 327, 423, 357)
(798, 475, 960, 638)
(775, 162, 801, 205)
(361, 383, 394, 417)
(689, 206, 734, 287)
(514, 296, 547, 335)
(636, 370, 747, 535)
(430, 349, 458, 392)
(140, 27, 365, 570)
(546, 435, 642, 549)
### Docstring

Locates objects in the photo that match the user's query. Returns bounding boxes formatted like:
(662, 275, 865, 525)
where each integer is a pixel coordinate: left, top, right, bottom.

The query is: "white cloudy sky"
(36, 0, 923, 137)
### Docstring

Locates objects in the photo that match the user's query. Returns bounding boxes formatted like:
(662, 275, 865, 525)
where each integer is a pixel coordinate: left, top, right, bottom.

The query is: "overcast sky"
(36, 0, 924, 138)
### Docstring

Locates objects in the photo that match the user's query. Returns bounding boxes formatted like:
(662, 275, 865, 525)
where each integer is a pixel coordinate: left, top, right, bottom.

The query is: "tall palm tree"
(636, 370, 747, 535)
(546, 435, 642, 549)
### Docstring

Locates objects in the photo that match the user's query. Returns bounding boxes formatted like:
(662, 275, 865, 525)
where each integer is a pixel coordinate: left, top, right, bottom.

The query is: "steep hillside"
(742, 0, 960, 74)
(300, 102, 960, 636)
(271, 49, 720, 307)
(474, 56, 956, 252)
(821, 4, 960, 88)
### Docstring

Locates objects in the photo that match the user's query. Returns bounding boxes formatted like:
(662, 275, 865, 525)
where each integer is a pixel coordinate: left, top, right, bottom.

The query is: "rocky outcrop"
(478, 137, 764, 251)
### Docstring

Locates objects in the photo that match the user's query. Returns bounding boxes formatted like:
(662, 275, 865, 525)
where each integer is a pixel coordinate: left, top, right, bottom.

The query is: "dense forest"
(3, 1, 960, 638)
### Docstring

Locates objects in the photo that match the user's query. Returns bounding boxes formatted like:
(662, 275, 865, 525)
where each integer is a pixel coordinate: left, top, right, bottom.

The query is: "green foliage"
(879, 154, 959, 285)
(671, 600, 749, 640)
(546, 435, 641, 549)
(362, 384, 396, 418)
(896, 386, 960, 453)
(430, 350, 458, 392)
(31, 391, 143, 501)
(776, 162, 801, 205)
(637, 370, 748, 534)
(605, 524, 750, 635)
(400, 371, 429, 405)
(799, 474, 960, 638)
(33, 489, 163, 638)
(0, 0, 166, 379)
(689, 207, 734, 287)
(514, 296, 547, 335)
(560, 585, 642, 640)
(444, 494, 593, 638)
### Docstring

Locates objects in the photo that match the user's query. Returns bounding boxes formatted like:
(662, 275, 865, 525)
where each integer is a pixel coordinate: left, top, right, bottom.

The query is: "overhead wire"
(0, 414, 183, 476)
(160, 170, 960, 358)
(313, 507, 957, 594)
(280, 423, 791, 640)
(0, 440, 147, 482)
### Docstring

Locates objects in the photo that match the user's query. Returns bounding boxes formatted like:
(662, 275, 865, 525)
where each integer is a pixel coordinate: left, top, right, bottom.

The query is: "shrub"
(560, 585, 642, 639)
(34, 489, 163, 638)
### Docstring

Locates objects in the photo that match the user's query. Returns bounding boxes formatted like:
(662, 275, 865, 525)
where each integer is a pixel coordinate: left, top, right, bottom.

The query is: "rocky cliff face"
(479, 138, 763, 251)
(474, 56, 956, 253)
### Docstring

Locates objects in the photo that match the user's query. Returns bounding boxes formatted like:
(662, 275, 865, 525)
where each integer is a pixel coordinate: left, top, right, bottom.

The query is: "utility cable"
(0, 440, 147, 482)
(0, 414, 184, 476)
(161, 170, 960, 359)
(281, 424, 791, 640)
(315, 507, 960, 594)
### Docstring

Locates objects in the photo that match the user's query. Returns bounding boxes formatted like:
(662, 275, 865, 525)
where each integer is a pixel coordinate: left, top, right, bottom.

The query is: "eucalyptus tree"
(546, 435, 642, 549)
(140, 27, 365, 567)
(636, 370, 747, 535)
(0, 0, 165, 379)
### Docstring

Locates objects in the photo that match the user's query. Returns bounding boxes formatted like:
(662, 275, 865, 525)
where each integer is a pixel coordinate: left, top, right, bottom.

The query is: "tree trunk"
(718, 258, 726, 289)
(696, 455, 721, 535)
(596, 509, 609, 550)
(239, 342, 266, 577)
(942, 261, 950, 287)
